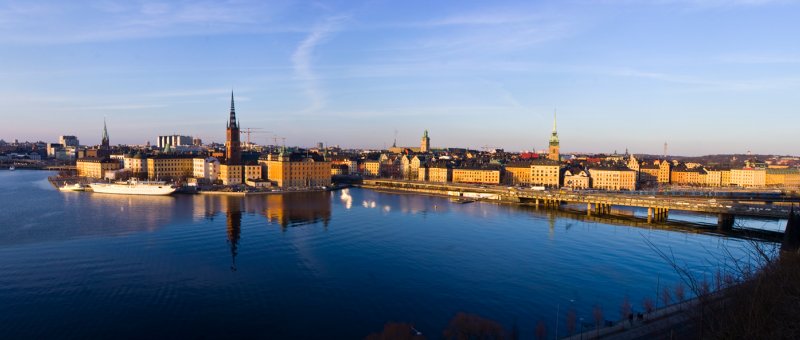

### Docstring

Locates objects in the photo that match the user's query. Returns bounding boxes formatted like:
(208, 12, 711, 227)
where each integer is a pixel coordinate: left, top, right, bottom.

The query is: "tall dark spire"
(228, 91, 238, 128)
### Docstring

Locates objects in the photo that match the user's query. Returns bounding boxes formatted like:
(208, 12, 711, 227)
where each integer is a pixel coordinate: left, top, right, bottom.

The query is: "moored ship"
(89, 179, 176, 196)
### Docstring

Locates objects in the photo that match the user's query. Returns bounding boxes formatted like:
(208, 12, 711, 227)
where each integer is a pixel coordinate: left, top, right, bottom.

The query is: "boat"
(59, 183, 86, 192)
(8, 166, 14, 171)
(89, 179, 176, 196)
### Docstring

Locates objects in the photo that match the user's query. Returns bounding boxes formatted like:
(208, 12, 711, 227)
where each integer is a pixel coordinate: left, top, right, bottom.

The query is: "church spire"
(102, 117, 109, 145)
(552, 109, 557, 134)
(229, 91, 237, 128)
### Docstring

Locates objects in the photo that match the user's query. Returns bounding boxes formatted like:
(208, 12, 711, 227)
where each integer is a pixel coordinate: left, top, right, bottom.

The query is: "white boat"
(8, 166, 14, 171)
(59, 183, 86, 192)
(89, 179, 176, 196)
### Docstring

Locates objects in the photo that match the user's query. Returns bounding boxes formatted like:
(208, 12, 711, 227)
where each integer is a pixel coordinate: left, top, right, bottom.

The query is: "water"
(0, 171, 773, 339)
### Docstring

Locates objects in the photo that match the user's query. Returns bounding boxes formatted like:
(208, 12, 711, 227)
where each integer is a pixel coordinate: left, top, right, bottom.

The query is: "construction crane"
(241, 128, 270, 149)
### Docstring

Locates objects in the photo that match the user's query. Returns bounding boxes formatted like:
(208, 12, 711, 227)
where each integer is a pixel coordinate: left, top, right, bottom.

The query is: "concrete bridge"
(362, 179, 794, 230)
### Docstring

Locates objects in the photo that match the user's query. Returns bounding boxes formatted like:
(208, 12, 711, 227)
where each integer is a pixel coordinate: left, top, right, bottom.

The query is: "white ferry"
(89, 179, 176, 196)
(59, 183, 87, 192)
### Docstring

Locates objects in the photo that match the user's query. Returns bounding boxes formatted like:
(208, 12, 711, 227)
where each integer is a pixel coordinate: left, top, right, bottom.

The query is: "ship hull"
(89, 183, 176, 196)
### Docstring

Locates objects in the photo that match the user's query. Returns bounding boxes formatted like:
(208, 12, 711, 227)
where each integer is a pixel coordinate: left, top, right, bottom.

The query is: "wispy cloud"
(0, 0, 299, 44)
(717, 53, 800, 64)
(291, 15, 348, 112)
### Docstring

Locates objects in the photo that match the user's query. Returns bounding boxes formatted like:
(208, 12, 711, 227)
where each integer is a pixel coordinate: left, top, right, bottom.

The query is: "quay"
(362, 179, 796, 231)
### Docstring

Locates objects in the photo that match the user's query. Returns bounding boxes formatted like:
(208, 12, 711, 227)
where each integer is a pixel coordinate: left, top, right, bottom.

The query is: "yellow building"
(658, 160, 671, 184)
(730, 168, 766, 188)
(428, 163, 452, 183)
(146, 156, 194, 180)
(76, 158, 121, 179)
(671, 166, 704, 186)
(504, 161, 531, 185)
(363, 160, 381, 177)
(452, 165, 501, 185)
(589, 167, 637, 191)
(220, 164, 243, 185)
(766, 168, 800, 187)
(704, 168, 728, 187)
(244, 164, 262, 180)
(264, 153, 331, 188)
(531, 160, 561, 188)
(123, 153, 148, 176)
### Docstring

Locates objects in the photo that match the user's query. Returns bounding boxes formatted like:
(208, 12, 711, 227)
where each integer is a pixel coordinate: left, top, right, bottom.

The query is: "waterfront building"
(146, 156, 194, 180)
(563, 168, 590, 189)
(417, 164, 429, 181)
(504, 161, 532, 185)
(420, 130, 430, 153)
(427, 162, 452, 183)
(124, 152, 148, 177)
(219, 164, 243, 185)
(547, 111, 560, 162)
(730, 168, 767, 188)
(76, 158, 121, 179)
(531, 159, 561, 188)
(704, 168, 725, 187)
(59, 135, 79, 147)
(157, 135, 192, 149)
(225, 92, 242, 165)
(671, 165, 704, 186)
(244, 164, 262, 181)
(588, 166, 637, 191)
(193, 157, 220, 182)
(452, 164, 501, 185)
(264, 152, 331, 188)
(766, 168, 800, 187)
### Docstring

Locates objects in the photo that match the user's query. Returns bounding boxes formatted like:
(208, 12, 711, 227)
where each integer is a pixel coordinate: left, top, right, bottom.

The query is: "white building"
(193, 157, 220, 182)
(158, 135, 193, 149)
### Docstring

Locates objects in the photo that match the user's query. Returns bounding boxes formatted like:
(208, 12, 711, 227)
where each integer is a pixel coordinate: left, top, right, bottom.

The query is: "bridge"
(44, 165, 77, 171)
(362, 180, 796, 230)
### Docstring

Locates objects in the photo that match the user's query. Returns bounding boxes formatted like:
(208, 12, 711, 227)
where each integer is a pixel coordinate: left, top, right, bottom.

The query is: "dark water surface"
(0, 171, 769, 339)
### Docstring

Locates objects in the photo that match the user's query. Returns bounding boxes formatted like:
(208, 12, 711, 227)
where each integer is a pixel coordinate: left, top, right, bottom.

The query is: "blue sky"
(0, 0, 798, 155)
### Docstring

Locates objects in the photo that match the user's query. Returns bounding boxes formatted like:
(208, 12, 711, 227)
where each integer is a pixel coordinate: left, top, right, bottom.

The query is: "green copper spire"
(549, 109, 559, 146)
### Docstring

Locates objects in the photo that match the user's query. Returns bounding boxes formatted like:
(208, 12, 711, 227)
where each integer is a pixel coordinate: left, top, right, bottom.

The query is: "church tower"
(420, 130, 430, 153)
(98, 118, 110, 159)
(547, 110, 560, 161)
(225, 92, 242, 165)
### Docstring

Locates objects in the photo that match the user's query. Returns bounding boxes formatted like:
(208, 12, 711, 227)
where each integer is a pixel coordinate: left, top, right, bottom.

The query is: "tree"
(661, 287, 671, 307)
(366, 322, 425, 340)
(593, 305, 604, 337)
(442, 312, 506, 340)
(566, 308, 577, 336)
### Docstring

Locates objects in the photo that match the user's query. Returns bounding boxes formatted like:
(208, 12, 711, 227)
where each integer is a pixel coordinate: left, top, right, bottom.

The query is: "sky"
(0, 0, 798, 156)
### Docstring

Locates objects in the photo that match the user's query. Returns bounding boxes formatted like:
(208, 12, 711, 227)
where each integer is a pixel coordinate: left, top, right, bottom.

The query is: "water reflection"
(225, 197, 242, 271)
(262, 192, 331, 229)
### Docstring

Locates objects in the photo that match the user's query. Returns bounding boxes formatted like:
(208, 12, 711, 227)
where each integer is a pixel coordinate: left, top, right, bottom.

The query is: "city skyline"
(1, 0, 799, 155)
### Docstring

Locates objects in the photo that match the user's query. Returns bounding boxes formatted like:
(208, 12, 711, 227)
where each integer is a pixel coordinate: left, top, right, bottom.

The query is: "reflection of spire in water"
(548, 213, 556, 240)
(226, 198, 242, 272)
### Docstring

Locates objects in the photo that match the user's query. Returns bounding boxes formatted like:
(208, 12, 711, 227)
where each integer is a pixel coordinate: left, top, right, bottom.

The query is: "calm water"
(0, 171, 770, 339)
